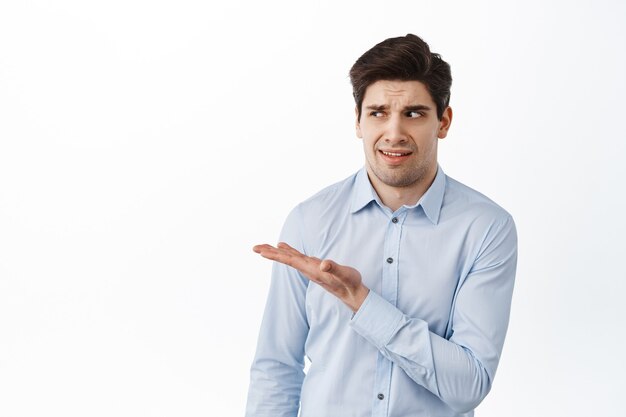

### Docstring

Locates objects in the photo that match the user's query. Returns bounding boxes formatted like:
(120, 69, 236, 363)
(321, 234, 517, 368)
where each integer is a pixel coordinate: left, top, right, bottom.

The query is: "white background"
(1, 0, 625, 416)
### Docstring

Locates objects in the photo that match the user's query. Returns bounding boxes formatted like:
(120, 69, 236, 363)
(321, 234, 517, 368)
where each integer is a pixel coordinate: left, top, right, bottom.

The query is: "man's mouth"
(378, 149, 413, 165)
(380, 150, 412, 157)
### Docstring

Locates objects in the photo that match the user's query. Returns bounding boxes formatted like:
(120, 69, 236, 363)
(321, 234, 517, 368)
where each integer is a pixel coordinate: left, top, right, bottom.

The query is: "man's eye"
(370, 111, 384, 117)
(407, 111, 423, 118)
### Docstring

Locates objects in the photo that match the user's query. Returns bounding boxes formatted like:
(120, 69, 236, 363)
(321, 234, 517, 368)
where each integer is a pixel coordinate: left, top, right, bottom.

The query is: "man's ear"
(355, 107, 362, 138)
(437, 106, 453, 139)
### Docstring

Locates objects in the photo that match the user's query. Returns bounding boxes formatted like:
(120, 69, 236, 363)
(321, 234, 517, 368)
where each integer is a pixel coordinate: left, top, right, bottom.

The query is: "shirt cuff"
(349, 290, 404, 349)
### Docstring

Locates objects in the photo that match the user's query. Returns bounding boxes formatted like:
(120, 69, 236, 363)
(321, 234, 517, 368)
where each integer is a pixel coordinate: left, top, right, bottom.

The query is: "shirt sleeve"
(245, 205, 310, 417)
(349, 214, 518, 413)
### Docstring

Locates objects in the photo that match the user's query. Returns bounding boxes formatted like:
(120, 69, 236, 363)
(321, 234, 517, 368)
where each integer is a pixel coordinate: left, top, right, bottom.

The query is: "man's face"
(356, 80, 452, 191)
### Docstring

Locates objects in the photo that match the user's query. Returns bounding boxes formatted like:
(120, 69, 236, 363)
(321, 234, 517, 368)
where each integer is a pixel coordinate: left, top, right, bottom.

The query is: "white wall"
(1, 1, 624, 415)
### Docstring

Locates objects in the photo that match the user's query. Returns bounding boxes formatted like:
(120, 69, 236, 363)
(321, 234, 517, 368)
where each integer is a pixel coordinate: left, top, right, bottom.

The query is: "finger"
(253, 244, 276, 254)
(276, 243, 326, 268)
(254, 244, 306, 270)
(320, 259, 334, 273)
(276, 242, 302, 256)
(253, 245, 285, 260)
(260, 248, 284, 260)
(276, 242, 315, 266)
(254, 242, 326, 283)
(319, 260, 345, 287)
(319, 260, 359, 284)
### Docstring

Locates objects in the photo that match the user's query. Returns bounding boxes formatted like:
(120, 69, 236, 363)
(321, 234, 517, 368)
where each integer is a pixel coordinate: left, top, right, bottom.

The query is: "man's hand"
(253, 242, 370, 312)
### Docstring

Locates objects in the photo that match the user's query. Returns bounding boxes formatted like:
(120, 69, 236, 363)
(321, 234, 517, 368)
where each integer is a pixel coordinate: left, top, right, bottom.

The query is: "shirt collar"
(350, 165, 446, 225)
(417, 164, 446, 224)
(350, 167, 379, 214)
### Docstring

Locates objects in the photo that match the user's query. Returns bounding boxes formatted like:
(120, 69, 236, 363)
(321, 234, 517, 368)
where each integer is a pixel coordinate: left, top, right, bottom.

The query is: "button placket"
(370, 211, 404, 416)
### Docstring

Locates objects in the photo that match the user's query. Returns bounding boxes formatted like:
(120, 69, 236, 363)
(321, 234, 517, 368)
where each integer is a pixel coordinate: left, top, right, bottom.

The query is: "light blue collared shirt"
(246, 166, 517, 417)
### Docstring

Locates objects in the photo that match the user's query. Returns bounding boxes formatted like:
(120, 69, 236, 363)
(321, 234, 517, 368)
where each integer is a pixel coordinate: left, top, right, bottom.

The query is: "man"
(245, 34, 517, 417)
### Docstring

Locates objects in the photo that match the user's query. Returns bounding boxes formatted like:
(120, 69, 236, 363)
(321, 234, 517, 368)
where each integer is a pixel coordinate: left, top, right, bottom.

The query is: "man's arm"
(245, 207, 310, 417)
(254, 214, 517, 413)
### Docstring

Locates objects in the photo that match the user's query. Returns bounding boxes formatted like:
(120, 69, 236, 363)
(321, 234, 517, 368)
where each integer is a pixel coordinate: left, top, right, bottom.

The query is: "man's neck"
(366, 168, 437, 213)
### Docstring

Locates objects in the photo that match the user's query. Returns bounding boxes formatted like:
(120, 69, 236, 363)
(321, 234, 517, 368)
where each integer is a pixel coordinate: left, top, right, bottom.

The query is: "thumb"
(320, 259, 350, 278)
(319, 259, 336, 274)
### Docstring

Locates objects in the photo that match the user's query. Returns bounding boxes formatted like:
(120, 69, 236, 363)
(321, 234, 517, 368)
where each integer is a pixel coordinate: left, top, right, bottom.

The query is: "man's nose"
(384, 117, 408, 144)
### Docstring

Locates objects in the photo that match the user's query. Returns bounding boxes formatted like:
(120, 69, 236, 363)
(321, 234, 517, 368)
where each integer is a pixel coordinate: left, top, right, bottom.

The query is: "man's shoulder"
(444, 174, 513, 224)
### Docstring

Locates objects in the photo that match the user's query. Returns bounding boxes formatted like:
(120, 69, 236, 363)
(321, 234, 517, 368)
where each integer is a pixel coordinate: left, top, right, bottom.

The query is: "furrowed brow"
(404, 105, 432, 112)
(365, 104, 389, 111)
(364, 104, 432, 112)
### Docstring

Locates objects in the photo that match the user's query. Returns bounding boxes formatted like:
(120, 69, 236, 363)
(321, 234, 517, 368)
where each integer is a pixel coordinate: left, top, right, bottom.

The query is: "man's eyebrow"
(364, 104, 432, 111)
(404, 105, 432, 112)
(364, 104, 389, 111)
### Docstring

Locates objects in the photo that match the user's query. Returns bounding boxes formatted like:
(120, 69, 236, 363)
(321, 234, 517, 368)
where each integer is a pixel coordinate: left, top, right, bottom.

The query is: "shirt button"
(377, 393, 384, 400)
(391, 217, 398, 223)
(386, 257, 393, 264)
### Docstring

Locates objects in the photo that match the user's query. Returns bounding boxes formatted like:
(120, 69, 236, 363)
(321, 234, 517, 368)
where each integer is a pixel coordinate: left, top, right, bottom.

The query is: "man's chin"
(375, 171, 421, 188)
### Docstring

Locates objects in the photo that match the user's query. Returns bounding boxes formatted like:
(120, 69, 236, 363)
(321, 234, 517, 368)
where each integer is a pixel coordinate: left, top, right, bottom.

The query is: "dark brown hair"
(349, 34, 452, 120)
